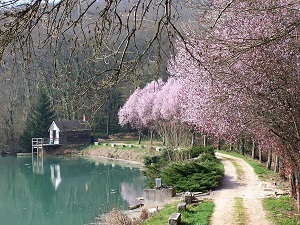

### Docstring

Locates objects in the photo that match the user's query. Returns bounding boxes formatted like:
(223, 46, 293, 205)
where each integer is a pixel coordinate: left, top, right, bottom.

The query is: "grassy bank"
(79, 142, 156, 163)
(263, 196, 300, 225)
(141, 200, 214, 225)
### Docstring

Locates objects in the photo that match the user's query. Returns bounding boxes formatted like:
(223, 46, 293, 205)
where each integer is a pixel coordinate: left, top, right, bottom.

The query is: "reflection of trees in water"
(120, 182, 144, 206)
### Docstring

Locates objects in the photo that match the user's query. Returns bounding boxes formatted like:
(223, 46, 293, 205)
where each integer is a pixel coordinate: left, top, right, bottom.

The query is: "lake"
(0, 155, 145, 225)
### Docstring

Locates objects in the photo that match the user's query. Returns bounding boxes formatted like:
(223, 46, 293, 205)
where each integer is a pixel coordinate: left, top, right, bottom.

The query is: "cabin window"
(73, 133, 78, 137)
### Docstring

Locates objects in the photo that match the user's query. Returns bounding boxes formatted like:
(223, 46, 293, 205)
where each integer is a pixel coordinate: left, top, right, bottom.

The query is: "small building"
(49, 120, 92, 145)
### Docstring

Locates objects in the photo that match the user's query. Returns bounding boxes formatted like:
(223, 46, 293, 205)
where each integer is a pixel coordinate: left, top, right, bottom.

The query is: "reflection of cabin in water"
(49, 119, 92, 145)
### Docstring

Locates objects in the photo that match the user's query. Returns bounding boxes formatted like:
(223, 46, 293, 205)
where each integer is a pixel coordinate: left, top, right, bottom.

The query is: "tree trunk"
(274, 154, 280, 173)
(176, 125, 180, 146)
(138, 131, 142, 145)
(266, 150, 272, 170)
(217, 137, 221, 150)
(236, 140, 240, 153)
(190, 132, 195, 147)
(251, 140, 256, 159)
(162, 136, 165, 146)
(230, 143, 234, 151)
(203, 135, 208, 147)
(295, 171, 300, 210)
(290, 172, 297, 199)
(258, 146, 262, 162)
(150, 130, 153, 146)
(106, 100, 110, 136)
(241, 138, 245, 155)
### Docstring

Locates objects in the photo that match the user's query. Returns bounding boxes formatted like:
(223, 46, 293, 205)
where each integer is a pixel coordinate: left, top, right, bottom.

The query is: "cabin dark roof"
(54, 120, 91, 132)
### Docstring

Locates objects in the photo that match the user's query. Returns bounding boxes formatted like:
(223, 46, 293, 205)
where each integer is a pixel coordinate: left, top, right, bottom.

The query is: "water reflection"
(50, 164, 62, 190)
(32, 155, 44, 174)
(0, 156, 144, 225)
(121, 182, 144, 206)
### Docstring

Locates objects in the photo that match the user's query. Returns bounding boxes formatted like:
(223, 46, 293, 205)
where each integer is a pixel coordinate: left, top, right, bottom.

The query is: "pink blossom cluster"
(118, 78, 184, 125)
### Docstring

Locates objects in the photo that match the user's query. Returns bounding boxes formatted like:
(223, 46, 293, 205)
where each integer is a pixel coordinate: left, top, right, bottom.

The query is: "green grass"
(263, 196, 300, 225)
(234, 197, 246, 225)
(141, 200, 214, 225)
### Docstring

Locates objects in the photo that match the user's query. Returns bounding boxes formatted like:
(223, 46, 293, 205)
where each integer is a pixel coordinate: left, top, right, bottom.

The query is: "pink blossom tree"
(118, 88, 144, 144)
(152, 77, 188, 147)
(168, 0, 300, 206)
(136, 79, 165, 145)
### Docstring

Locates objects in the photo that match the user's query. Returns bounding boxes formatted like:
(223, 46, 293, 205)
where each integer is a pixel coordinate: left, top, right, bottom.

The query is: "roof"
(53, 120, 92, 132)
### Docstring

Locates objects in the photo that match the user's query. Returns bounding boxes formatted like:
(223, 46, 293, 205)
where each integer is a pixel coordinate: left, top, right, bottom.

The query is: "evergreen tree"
(20, 88, 56, 152)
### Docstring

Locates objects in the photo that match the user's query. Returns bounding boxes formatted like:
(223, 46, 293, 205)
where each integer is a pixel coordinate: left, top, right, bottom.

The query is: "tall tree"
(19, 87, 56, 152)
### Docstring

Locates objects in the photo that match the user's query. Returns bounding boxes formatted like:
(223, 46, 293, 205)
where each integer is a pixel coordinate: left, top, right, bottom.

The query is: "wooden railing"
(32, 138, 60, 146)
(32, 138, 49, 146)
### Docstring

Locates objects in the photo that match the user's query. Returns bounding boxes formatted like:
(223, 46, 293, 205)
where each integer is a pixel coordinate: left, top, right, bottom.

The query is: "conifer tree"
(19, 87, 56, 152)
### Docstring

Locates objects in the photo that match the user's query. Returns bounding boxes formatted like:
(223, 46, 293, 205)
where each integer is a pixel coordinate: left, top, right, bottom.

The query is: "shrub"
(161, 160, 224, 192)
(143, 145, 224, 192)
(190, 146, 215, 158)
(101, 209, 133, 225)
(143, 155, 160, 166)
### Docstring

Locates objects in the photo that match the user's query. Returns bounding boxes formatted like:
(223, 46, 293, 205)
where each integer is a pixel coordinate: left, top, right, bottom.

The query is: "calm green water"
(0, 156, 145, 225)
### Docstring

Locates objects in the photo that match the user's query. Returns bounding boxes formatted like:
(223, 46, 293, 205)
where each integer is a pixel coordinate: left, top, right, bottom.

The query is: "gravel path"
(210, 152, 278, 225)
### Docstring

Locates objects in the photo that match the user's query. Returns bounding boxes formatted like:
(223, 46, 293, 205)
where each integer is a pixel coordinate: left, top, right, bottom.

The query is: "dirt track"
(210, 153, 279, 225)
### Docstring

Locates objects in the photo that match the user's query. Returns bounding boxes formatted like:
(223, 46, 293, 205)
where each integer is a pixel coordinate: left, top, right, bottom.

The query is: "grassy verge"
(141, 200, 214, 225)
(225, 158, 243, 180)
(83, 143, 149, 153)
(234, 197, 246, 225)
(263, 196, 300, 225)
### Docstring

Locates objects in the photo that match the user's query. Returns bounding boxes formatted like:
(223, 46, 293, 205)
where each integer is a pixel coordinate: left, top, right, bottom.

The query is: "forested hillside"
(0, 1, 204, 149)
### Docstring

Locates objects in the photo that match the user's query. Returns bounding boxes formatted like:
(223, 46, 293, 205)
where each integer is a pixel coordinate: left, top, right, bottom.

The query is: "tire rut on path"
(210, 153, 277, 225)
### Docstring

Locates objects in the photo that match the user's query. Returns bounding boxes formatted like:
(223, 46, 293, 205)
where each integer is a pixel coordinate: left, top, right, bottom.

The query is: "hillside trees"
(0, 1, 212, 144)
(0, 0, 192, 102)
(20, 87, 56, 152)
(0, 57, 39, 150)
